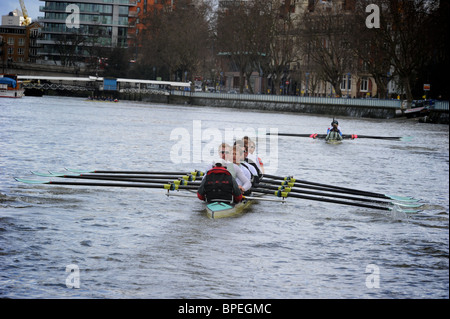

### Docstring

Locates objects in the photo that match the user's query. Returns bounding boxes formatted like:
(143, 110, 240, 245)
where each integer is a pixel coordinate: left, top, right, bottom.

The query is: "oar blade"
(31, 171, 59, 177)
(15, 178, 50, 184)
(392, 202, 423, 208)
(387, 194, 419, 202)
(65, 168, 95, 173)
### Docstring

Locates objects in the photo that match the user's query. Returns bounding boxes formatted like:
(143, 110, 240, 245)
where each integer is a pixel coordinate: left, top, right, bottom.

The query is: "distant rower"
(326, 120, 343, 141)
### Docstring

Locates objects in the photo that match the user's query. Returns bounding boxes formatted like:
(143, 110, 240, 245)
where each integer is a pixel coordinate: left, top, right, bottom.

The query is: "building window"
(341, 75, 351, 91)
(360, 77, 369, 92)
(18, 48, 24, 55)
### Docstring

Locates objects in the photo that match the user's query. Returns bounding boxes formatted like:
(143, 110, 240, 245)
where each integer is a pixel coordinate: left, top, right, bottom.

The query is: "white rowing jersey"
(241, 161, 258, 177)
(246, 153, 262, 172)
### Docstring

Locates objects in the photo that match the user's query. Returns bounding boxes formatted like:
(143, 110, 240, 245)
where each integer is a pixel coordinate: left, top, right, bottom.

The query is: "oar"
(39, 171, 417, 203)
(267, 132, 405, 140)
(15, 178, 419, 213)
(267, 133, 327, 139)
(38, 171, 199, 180)
(255, 183, 422, 208)
(15, 178, 198, 191)
(259, 177, 415, 202)
(252, 188, 419, 213)
(243, 195, 286, 202)
(31, 172, 202, 186)
(65, 168, 205, 177)
(261, 174, 416, 202)
(342, 134, 402, 140)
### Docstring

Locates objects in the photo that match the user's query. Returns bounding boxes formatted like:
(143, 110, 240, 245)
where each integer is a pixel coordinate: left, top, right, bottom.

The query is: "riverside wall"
(192, 97, 397, 119)
(163, 94, 449, 123)
(156, 94, 398, 119)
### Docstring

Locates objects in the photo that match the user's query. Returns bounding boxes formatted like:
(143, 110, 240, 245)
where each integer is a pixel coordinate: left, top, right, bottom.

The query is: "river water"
(0, 96, 448, 299)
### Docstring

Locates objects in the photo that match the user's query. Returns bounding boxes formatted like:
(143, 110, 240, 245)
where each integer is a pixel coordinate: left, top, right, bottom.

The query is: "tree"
(53, 31, 86, 67)
(216, 0, 300, 94)
(299, 2, 356, 97)
(350, 1, 392, 98)
(263, 0, 301, 95)
(372, 0, 439, 102)
(138, 0, 212, 82)
(216, 0, 260, 93)
(103, 47, 131, 78)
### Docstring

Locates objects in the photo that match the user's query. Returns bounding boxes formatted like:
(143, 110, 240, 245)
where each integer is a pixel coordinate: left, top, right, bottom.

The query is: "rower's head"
(248, 140, 256, 154)
(218, 143, 231, 161)
(232, 145, 244, 164)
(234, 140, 245, 154)
(331, 119, 339, 128)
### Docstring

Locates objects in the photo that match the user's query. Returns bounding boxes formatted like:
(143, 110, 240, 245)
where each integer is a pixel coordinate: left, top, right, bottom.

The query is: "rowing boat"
(325, 139, 343, 145)
(206, 198, 254, 219)
(205, 190, 270, 219)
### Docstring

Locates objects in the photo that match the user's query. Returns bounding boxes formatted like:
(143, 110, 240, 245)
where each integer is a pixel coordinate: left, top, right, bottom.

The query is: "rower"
(233, 141, 259, 186)
(204, 143, 252, 194)
(232, 144, 256, 194)
(326, 120, 343, 141)
(197, 163, 243, 203)
(242, 137, 264, 177)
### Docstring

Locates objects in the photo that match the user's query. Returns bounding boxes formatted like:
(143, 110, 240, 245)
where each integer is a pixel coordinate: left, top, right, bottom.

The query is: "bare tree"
(216, 0, 300, 94)
(216, 0, 259, 93)
(53, 31, 86, 67)
(365, 0, 439, 102)
(299, 1, 356, 97)
(349, 1, 392, 98)
(138, 0, 212, 82)
(263, 0, 301, 95)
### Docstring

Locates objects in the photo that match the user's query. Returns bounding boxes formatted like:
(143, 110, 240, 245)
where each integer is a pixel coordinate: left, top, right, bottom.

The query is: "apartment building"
(38, 0, 136, 65)
(0, 19, 42, 65)
(128, 0, 166, 59)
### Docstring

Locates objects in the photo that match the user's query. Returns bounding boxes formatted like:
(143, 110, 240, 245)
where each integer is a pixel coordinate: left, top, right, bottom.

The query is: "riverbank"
(34, 89, 449, 123)
(138, 92, 449, 124)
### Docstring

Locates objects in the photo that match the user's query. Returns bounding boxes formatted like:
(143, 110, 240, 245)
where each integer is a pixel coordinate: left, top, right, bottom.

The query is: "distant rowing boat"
(267, 132, 404, 141)
(86, 98, 119, 103)
(325, 139, 343, 145)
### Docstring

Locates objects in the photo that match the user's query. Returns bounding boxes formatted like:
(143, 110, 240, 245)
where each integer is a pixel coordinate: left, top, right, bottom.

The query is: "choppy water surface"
(0, 96, 448, 299)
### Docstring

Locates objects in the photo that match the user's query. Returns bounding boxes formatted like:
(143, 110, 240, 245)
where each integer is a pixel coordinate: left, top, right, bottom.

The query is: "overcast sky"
(2, 0, 42, 20)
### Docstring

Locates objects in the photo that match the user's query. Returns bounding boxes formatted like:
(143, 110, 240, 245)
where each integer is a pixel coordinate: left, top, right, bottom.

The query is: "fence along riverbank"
(164, 91, 449, 122)
(17, 74, 449, 121)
